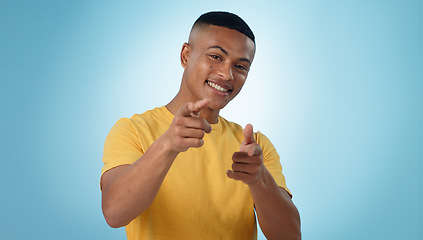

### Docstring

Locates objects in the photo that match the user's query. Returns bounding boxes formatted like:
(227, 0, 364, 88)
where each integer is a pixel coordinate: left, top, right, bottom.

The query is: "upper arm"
(101, 118, 143, 177)
(101, 118, 144, 195)
(256, 131, 292, 196)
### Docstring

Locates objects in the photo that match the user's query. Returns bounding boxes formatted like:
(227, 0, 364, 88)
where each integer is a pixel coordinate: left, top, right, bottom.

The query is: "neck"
(166, 94, 220, 124)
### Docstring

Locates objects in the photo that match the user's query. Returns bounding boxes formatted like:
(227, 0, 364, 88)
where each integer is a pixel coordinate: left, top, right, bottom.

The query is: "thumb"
(242, 124, 255, 145)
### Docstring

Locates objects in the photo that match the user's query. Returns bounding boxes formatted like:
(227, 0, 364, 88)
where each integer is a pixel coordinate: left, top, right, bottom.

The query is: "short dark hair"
(192, 11, 255, 44)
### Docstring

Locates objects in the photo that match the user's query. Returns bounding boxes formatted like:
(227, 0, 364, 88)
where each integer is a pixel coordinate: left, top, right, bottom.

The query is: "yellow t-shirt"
(102, 106, 290, 240)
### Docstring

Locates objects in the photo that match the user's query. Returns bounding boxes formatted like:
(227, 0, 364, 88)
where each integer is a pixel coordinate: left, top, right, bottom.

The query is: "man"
(101, 11, 301, 240)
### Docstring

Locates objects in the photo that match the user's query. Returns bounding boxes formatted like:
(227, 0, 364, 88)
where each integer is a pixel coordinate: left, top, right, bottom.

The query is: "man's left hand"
(227, 124, 264, 185)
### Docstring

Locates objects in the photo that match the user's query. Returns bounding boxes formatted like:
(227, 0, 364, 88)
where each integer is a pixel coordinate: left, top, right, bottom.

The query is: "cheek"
(232, 78, 246, 95)
(189, 60, 213, 75)
(235, 75, 247, 87)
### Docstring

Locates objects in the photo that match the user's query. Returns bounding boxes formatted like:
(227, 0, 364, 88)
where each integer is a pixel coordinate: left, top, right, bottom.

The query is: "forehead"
(189, 25, 256, 61)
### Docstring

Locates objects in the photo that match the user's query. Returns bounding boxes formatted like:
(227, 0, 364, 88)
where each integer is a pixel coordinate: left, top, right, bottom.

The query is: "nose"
(217, 63, 234, 81)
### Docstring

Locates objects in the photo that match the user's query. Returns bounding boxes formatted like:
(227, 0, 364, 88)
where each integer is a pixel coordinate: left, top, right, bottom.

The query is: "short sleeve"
(101, 118, 144, 176)
(255, 131, 292, 197)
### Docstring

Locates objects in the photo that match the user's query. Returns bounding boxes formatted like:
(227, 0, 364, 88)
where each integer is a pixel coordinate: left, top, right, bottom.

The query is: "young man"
(101, 12, 301, 240)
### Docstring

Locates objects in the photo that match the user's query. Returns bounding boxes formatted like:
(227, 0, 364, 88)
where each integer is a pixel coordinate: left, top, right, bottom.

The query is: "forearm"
(101, 100, 212, 228)
(102, 136, 178, 228)
(249, 168, 301, 240)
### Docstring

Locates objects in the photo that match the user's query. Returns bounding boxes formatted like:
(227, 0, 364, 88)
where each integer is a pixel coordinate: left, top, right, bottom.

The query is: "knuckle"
(254, 157, 263, 164)
(174, 126, 183, 136)
(187, 102, 194, 110)
(173, 117, 184, 125)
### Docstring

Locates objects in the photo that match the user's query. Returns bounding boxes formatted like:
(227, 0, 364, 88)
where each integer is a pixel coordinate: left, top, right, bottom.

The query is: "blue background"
(1, 0, 421, 239)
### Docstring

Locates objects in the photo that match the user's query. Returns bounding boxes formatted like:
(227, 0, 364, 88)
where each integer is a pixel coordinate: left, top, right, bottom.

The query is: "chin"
(208, 101, 230, 110)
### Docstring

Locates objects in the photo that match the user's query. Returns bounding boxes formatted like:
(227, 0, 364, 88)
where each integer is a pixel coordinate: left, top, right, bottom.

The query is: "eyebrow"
(207, 45, 252, 65)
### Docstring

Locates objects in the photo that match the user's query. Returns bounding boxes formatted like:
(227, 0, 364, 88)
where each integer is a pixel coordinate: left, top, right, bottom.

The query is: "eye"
(235, 64, 247, 72)
(209, 54, 222, 61)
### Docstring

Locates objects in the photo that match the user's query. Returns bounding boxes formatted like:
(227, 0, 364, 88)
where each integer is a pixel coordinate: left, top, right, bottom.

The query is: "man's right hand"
(163, 99, 212, 153)
(101, 99, 213, 228)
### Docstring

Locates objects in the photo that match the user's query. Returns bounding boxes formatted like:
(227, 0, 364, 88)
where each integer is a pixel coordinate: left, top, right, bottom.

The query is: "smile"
(206, 80, 230, 92)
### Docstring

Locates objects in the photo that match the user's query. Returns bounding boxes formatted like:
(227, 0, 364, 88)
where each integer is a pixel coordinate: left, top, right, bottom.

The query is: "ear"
(180, 42, 190, 69)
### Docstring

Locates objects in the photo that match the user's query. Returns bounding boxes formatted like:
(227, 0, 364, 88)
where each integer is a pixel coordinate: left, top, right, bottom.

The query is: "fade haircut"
(192, 11, 255, 44)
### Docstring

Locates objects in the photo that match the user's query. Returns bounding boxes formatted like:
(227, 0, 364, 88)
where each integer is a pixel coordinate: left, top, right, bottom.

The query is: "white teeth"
(207, 81, 228, 92)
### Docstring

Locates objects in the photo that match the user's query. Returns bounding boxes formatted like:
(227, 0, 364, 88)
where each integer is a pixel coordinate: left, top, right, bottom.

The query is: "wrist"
(153, 134, 180, 160)
(248, 167, 273, 192)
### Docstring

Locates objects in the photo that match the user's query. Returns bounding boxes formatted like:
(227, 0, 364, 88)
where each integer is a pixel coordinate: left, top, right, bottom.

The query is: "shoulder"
(218, 116, 245, 141)
(131, 106, 168, 121)
(218, 116, 272, 145)
(255, 131, 273, 146)
(219, 116, 243, 132)
(106, 107, 169, 141)
(126, 106, 173, 128)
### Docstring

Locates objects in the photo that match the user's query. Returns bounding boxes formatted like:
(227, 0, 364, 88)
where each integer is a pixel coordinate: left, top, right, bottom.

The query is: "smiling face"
(179, 25, 256, 110)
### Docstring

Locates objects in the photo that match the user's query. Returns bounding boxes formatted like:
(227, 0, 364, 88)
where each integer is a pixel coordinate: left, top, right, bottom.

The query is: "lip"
(205, 80, 233, 93)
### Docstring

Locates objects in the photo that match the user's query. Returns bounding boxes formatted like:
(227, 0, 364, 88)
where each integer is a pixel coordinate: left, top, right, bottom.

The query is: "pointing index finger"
(189, 98, 211, 117)
(178, 99, 211, 117)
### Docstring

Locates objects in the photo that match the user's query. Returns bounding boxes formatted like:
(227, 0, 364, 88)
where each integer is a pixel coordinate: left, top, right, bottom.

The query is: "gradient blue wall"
(1, 0, 421, 239)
